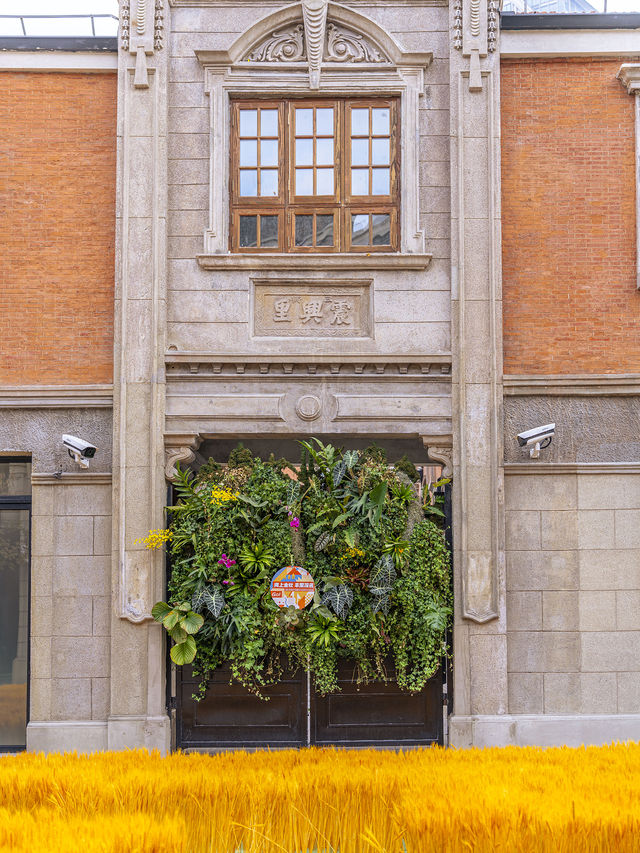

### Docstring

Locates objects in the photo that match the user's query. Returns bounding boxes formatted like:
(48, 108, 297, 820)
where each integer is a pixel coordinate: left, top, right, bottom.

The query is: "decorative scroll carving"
(164, 434, 202, 481)
(302, 0, 327, 88)
(325, 23, 387, 63)
(154, 0, 163, 51)
(453, 0, 463, 50)
(248, 25, 306, 62)
(120, 0, 130, 51)
(487, 0, 498, 52)
(425, 445, 452, 479)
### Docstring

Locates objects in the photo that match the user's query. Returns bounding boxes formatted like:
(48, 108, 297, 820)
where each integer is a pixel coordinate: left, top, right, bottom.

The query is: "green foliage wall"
(154, 441, 451, 698)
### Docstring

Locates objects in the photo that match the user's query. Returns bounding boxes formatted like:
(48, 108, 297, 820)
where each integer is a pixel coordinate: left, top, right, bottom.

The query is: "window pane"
(260, 140, 278, 167)
(351, 168, 369, 196)
(295, 168, 314, 195)
(316, 168, 334, 196)
(260, 216, 279, 248)
(295, 138, 313, 166)
(239, 215, 258, 247)
(0, 462, 31, 497)
(239, 139, 257, 167)
(316, 138, 334, 166)
(239, 109, 257, 137)
(372, 168, 390, 195)
(295, 215, 314, 247)
(260, 109, 278, 137)
(372, 138, 389, 166)
(316, 215, 334, 247)
(239, 170, 258, 196)
(0, 509, 30, 748)
(260, 169, 278, 197)
(351, 214, 370, 246)
(351, 138, 369, 167)
(295, 108, 313, 136)
(371, 213, 391, 245)
(372, 108, 390, 135)
(351, 108, 369, 136)
(316, 108, 334, 135)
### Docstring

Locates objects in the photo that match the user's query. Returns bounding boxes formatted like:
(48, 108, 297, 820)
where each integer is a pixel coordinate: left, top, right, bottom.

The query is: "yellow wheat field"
(1, 744, 640, 852)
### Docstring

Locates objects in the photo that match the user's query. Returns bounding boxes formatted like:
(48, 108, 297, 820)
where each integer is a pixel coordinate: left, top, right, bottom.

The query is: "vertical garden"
(151, 440, 452, 698)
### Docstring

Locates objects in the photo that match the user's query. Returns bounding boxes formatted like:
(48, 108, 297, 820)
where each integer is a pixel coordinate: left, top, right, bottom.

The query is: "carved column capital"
(164, 434, 202, 481)
(617, 63, 640, 95)
(421, 437, 453, 478)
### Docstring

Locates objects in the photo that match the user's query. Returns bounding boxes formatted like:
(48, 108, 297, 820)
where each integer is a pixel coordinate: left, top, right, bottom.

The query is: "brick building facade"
(1, 3, 639, 752)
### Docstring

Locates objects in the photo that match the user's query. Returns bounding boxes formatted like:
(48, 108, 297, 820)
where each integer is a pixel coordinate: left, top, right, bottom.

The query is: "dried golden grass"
(0, 744, 639, 852)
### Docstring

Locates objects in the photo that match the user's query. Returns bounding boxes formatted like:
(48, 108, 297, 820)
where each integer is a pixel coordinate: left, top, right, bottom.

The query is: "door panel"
(177, 663, 307, 749)
(312, 661, 442, 747)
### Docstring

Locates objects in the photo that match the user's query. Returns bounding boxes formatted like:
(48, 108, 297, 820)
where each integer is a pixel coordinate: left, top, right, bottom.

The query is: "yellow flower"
(134, 529, 173, 550)
(210, 488, 239, 507)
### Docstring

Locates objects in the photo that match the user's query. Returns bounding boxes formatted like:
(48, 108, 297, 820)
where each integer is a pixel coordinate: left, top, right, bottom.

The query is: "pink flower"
(290, 517, 300, 528)
(222, 579, 234, 585)
(218, 554, 236, 568)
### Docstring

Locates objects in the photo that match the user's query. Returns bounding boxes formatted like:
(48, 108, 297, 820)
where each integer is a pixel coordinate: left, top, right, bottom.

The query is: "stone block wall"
(28, 477, 112, 753)
(506, 471, 640, 716)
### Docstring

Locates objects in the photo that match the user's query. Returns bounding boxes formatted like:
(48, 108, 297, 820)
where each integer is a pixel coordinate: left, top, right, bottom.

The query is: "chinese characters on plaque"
(254, 283, 371, 338)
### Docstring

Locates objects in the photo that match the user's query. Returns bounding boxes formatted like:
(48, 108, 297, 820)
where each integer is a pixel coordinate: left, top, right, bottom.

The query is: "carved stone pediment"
(244, 18, 389, 67)
(240, 0, 391, 87)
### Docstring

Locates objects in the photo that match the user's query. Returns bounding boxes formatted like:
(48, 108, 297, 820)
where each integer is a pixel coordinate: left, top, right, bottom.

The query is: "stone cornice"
(0, 385, 114, 408)
(617, 63, 640, 95)
(196, 253, 432, 271)
(165, 355, 452, 378)
(504, 374, 640, 396)
(505, 463, 640, 475)
(32, 472, 112, 486)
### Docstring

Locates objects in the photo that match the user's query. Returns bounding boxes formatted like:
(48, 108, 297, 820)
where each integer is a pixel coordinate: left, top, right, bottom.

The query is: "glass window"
(231, 98, 398, 252)
(0, 460, 30, 749)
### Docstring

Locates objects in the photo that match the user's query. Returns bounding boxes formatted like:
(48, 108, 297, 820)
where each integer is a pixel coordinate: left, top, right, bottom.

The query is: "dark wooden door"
(176, 663, 308, 750)
(175, 662, 442, 750)
(312, 661, 442, 747)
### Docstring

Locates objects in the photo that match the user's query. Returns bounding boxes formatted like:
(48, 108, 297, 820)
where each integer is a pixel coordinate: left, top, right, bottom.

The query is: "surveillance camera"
(62, 435, 97, 469)
(516, 423, 555, 459)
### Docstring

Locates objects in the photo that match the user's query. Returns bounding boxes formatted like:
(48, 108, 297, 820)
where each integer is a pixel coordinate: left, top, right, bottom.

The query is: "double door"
(174, 660, 444, 750)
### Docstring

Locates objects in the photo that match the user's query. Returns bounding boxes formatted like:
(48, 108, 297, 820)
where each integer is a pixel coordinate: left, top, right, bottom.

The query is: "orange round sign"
(270, 566, 315, 610)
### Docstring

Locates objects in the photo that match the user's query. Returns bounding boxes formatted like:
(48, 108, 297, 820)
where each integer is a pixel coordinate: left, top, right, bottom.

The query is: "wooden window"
(230, 98, 399, 252)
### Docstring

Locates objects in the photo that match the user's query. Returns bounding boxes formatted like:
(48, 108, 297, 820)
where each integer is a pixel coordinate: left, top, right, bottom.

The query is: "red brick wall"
(501, 58, 640, 375)
(0, 71, 116, 385)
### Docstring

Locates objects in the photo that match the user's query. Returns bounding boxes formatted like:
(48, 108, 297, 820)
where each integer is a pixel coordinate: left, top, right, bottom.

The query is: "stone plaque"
(253, 281, 372, 338)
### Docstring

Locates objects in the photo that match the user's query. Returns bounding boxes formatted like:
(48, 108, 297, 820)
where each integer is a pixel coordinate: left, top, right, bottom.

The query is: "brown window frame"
(229, 97, 399, 253)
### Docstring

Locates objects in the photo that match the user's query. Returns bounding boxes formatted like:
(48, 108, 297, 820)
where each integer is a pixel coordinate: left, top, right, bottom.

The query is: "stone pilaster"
(449, 0, 506, 739)
(617, 64, 640, 291)
(109, 0, 169, 752)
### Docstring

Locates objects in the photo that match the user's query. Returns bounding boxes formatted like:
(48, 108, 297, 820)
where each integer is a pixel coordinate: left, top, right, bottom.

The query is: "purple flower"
(222, 579, 234, 586)
(218, 553, 236, 568)
(290, 517, 300, 528)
